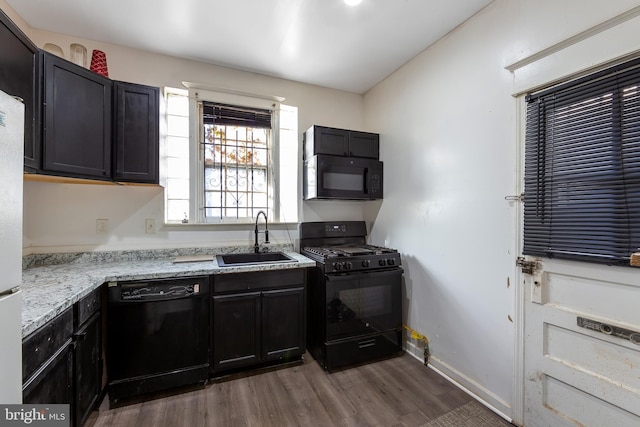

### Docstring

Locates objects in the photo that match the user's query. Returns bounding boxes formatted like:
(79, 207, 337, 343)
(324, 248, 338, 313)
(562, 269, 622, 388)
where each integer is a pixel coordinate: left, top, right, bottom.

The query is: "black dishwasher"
(107, 276, 209, 404)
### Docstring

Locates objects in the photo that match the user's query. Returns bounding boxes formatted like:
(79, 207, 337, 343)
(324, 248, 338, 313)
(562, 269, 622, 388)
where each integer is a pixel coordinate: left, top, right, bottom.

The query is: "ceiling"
(6, 0, 492, 94)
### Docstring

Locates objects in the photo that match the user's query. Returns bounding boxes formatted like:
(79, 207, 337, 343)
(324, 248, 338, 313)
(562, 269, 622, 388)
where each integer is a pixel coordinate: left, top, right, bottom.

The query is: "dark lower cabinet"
(262, 287, 305, 362)
(212, 292, 261, 371)
(22, 287, 103, 427)
(74, 312, 102, 427)
(23, 340, 74, 406)
(211, 269, 307, 374)
(22, 307, 74, 417)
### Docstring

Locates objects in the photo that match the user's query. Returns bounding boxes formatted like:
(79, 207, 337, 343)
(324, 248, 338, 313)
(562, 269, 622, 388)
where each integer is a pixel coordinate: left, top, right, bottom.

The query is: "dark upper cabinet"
(42, 52, 112, 180)
(113, 81, 159, 183)
(304, 125, 379, 159)
(349, 130, 380, 158)
(0, 10, 41, 171)
(1, 11, 159, 184)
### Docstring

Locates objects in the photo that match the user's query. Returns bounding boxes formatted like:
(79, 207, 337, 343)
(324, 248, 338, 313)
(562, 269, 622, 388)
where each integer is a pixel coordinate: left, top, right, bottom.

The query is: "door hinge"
(516, 256, 539, 274)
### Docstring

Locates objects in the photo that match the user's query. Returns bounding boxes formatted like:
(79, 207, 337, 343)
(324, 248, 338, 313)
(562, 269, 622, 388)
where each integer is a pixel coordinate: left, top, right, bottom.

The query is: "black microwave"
(303, 155, 383, 200)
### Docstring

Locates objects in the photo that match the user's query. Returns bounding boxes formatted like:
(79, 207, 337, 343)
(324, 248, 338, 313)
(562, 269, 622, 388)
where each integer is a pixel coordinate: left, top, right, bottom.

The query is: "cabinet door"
(113, 81, 159, 183)
(349, 131, 379, 159)
(0, 11, 41, 172)
(212, 292, 261, 371)
(262, 287, 305, 362)
(42, 53, 112, 180)
(22, 307, 73, 382)
(306, 126, 350, 157)
(74, 312, 102, 427)
(23, 340, 73, 406)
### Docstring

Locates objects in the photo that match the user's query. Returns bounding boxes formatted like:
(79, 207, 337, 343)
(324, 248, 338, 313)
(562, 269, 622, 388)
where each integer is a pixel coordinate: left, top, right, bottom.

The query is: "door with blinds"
(520, 58, 640, 427)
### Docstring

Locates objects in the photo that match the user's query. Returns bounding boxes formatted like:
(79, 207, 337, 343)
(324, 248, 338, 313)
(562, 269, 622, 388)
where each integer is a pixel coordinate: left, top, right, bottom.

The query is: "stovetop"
(300, 244, 401, 273)
(299, 221, 402, 273)
(302, 244, 397, 258)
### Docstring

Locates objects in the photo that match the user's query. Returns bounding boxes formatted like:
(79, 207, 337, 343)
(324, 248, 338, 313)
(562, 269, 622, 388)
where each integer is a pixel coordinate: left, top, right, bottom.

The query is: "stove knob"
(362, 260, 370, 268)
(333, 262, 342, 271)
(387, 258, 395, 266)
(344, 262, 352, 270)
(378, 259, 386, 266)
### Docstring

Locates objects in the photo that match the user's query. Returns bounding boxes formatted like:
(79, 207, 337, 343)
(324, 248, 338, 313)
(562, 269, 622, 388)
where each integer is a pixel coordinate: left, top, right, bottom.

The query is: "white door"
(521, 254, 640, 427)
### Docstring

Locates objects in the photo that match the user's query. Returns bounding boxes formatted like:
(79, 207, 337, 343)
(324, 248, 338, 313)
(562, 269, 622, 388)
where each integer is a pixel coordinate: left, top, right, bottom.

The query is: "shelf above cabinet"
(24, 172, 162, 187)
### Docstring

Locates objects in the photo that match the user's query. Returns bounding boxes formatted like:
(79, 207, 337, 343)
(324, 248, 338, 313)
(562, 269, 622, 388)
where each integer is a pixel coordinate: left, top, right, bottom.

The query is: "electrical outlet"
(145, 218, 157, 234)
(96, 219, 109, 235)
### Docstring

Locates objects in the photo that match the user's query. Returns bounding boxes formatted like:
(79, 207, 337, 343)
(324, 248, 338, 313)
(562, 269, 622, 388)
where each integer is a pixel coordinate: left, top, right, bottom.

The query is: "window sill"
(163, 221, 300, 229)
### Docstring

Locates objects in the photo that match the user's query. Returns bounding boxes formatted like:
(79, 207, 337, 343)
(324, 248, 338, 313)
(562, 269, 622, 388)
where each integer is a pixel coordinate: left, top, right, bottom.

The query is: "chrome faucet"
(254, 210, 269, 253)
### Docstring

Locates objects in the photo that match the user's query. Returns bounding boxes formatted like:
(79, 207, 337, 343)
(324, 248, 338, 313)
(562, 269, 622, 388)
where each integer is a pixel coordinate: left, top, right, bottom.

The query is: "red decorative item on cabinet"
(90, 49, 108, 77)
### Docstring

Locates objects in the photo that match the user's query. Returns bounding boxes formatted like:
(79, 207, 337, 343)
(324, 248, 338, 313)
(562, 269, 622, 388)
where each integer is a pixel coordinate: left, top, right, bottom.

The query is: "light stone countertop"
(21, 248, 315, 338)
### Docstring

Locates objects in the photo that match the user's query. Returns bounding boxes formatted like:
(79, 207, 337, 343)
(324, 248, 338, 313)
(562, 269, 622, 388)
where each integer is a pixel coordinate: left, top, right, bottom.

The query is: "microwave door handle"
(363, 168, 369, 194)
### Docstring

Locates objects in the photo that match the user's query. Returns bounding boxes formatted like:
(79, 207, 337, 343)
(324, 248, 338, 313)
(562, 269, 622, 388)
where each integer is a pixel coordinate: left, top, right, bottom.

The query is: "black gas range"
(300, 221, 403, 371)
(300, 221, 401, 273)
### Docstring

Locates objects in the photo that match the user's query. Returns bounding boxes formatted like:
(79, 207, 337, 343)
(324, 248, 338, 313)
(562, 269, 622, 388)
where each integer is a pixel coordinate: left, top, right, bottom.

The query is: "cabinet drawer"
(22, 307, 73, 381)
(214, 269, 304, 294)
(76, 286, 102, 326)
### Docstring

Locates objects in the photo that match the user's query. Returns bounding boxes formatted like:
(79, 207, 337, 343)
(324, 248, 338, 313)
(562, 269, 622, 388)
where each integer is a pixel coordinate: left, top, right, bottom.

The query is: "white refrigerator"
(0, 89, 24, 403)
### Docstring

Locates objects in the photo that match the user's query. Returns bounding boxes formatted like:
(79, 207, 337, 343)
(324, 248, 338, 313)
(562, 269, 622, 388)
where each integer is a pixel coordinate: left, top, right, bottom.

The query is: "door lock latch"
(516, 256, 539, 274)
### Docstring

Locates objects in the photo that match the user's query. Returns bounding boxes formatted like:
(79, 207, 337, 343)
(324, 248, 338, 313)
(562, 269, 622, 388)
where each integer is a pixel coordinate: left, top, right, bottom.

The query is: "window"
(164, 89, 298, 225)
(523, 58, 640, 265)
(165, 88, 190, 223)
(202, 102, 272, 220)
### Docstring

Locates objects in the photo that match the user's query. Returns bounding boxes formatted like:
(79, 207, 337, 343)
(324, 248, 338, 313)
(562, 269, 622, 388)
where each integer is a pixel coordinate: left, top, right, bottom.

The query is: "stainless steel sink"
(215, 252, 297, 267)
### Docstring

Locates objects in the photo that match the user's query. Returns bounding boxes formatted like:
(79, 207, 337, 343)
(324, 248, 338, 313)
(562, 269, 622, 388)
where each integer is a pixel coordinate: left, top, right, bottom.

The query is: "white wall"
(0, 0, 373, 253)
(364, 0, 640, 419)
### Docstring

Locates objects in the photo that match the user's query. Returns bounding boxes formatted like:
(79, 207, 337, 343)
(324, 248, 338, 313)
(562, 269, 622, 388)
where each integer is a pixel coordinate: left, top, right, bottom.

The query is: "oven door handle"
(358, 338, 377, 349)
(324, 267, 403, 282)
(363, 168, 369, 194)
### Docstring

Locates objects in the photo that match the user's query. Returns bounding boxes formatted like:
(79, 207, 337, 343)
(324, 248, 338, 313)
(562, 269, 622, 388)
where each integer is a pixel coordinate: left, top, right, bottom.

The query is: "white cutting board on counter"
(173, 255, 214, 263)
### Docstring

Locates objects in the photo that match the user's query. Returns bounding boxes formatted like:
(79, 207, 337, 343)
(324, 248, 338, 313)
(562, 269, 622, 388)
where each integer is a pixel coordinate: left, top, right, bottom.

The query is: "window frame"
(191, 91, 281, 224)
(200, 104, 275, 222)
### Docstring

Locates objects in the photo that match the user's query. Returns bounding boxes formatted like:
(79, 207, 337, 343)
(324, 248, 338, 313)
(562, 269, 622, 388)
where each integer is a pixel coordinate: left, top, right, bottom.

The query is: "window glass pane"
(251, 169, 268, 192)
(167, 200, 189, 222)
(204, 167, 222, 191)
(167, 136, 189, 158)
(166, 94, 189, 116)
(166, 178, 190, 199)
(167, 157, 189, 179)
(167, 115, 189, 137)
(202, 109, 272, 220)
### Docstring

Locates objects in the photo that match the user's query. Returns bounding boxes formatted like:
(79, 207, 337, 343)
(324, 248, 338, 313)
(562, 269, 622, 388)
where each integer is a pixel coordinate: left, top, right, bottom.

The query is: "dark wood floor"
(86, 352, 510, 427)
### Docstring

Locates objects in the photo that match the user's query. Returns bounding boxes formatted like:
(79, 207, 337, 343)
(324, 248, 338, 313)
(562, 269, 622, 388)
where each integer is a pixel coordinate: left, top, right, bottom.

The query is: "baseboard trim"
(404, 342, 513, 424)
